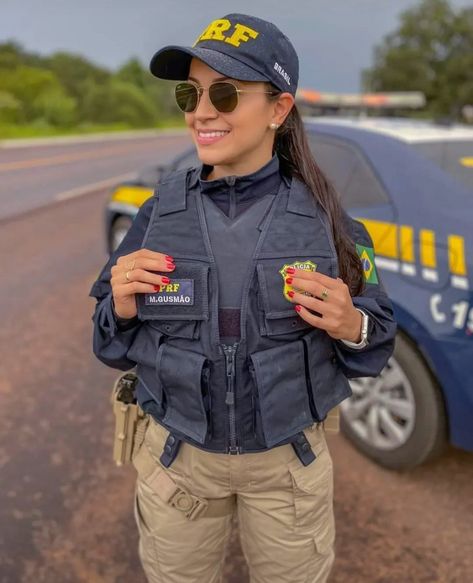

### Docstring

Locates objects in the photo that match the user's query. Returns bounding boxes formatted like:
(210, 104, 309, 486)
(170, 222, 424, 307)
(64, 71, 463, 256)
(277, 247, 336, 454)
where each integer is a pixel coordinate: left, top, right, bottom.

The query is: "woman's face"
(184, 58, 293, 179)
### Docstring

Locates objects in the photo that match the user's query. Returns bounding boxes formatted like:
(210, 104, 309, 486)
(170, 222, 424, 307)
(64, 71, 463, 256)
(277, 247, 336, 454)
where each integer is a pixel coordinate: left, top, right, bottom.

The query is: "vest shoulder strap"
(156, 166, 196, 216)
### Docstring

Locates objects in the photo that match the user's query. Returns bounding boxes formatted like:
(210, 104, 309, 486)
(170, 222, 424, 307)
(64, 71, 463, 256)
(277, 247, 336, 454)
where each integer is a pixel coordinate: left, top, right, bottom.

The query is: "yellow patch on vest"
(193, 19, 259, 48)
(279, 260, 317, 301)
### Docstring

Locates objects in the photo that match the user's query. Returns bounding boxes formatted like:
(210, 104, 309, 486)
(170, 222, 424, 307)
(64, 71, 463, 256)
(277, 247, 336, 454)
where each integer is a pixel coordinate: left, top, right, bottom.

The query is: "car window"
(307, 133, 389, 209)
(412, 140, 473, 192)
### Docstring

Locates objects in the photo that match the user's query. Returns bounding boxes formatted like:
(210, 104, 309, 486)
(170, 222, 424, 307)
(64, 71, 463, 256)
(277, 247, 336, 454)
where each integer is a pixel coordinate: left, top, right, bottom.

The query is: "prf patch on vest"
(145, 279, 194, 305)
(356, 244, 379, 284)
(193, 19, 259, 48)
(279, 260, 317, 301)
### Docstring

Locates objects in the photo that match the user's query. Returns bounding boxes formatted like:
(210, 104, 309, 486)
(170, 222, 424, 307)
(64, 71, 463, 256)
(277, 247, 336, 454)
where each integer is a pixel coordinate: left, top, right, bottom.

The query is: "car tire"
(340, 331, 449, 470)
(110, 215, 134, 253)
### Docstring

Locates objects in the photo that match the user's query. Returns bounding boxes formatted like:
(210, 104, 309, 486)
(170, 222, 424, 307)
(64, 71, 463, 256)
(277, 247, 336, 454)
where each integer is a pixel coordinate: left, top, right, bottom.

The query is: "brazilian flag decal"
(356, 244, 378, 284)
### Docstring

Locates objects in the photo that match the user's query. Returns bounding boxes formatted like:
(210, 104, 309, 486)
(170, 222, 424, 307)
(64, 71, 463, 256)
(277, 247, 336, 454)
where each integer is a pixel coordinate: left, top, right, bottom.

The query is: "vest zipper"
(222, 342, 240, 454)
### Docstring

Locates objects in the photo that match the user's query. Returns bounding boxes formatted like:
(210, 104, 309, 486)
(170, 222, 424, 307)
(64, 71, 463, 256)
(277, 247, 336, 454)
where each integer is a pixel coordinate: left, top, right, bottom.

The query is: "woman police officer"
(89, 13, 397, 583)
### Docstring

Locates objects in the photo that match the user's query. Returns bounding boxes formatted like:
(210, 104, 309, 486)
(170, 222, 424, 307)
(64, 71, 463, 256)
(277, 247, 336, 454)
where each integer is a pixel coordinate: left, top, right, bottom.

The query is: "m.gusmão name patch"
(145, 279, 194, 305)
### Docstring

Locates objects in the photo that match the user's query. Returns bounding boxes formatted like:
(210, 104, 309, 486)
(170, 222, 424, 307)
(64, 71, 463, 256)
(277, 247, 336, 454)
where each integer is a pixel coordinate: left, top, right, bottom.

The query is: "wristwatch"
(339, 308, 370, 349)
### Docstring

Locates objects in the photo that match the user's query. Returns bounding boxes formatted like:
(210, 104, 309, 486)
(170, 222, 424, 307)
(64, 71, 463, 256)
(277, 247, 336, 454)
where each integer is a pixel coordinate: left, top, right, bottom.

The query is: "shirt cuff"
(338, 308, 368, 349)
(111, 296, 140, 331)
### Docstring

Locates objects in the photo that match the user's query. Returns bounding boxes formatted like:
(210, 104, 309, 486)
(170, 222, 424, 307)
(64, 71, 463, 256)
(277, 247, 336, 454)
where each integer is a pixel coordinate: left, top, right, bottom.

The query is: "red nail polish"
(153, 285, 160, 291)
(288, 290, 295, 298)
(165, 255, 174, 261)
(286, 277, 293, 284)
(166, 262, 175, 270)
(162, 276, 171, 284)
(286, 267, 295, 274)
(295, 305, 301, 312)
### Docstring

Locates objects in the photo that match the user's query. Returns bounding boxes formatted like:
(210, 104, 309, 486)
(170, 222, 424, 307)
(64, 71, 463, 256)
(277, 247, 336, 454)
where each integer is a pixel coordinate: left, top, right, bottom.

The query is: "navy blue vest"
(126, 166, 353, 466)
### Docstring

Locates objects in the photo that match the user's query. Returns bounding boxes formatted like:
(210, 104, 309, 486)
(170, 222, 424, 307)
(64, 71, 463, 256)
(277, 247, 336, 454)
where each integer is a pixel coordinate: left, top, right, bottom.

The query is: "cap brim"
(149, 45, 269, 83)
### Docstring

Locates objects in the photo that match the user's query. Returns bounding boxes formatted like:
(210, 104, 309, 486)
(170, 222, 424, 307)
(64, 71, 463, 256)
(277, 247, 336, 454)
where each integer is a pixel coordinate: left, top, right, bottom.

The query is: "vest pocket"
(249, 340, 313, 448)
(302, 330, 353, 421)
(136, 260, 209, 340)
(156, 343, 209, 444)
(136, 260, 210, 339)
(255, 254, 336, 337)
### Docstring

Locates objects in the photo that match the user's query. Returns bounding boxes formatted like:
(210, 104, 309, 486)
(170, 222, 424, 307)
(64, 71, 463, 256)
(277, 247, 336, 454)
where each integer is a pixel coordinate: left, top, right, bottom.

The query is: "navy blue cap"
(149, 13, 298, 96)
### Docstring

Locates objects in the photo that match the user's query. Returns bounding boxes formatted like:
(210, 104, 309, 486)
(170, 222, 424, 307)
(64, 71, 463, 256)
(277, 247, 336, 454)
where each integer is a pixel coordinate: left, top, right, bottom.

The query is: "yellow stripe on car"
(355, 218, 469, 284)
(111, 186, 154, 207)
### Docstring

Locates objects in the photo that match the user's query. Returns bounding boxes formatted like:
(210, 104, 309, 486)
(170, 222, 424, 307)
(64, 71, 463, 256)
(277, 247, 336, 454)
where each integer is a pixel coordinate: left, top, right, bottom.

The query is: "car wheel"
(110, 216, 134, 253)
(339, 332, 448, 470)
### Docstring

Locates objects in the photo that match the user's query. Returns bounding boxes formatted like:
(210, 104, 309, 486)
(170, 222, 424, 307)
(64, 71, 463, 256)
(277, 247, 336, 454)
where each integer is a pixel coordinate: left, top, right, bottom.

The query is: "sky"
(1, 0, 471, 93)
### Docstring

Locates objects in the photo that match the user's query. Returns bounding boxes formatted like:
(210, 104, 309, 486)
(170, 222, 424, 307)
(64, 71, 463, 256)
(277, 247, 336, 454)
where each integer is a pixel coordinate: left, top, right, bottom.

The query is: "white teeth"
(198, 131, 230, 138)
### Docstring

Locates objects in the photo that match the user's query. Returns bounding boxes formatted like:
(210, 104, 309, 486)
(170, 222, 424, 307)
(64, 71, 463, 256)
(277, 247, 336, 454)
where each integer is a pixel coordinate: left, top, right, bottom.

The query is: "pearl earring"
(270, 123, 279, 130)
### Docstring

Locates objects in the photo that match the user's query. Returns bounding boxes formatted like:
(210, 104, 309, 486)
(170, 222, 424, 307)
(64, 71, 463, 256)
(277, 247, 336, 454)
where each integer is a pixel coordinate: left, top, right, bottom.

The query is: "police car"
(104, 117, 473, 469)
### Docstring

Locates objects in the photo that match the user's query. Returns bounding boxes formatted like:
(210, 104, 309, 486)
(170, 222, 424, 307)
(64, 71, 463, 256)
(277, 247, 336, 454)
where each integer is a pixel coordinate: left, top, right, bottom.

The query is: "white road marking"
(54, 173, 137, 201)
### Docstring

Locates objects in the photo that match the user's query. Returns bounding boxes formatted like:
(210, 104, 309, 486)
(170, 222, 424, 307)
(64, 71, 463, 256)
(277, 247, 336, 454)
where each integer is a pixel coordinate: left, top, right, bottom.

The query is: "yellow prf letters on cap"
(193, 19, 259, 48)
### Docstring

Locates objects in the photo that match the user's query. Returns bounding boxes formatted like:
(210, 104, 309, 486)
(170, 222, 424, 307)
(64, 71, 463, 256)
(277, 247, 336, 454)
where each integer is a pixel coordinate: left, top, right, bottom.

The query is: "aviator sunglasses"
(175, 81, 279, 113)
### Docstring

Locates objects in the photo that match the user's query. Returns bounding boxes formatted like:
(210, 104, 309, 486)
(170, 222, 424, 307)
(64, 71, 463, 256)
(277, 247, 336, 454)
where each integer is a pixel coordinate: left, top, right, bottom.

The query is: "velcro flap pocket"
(256, 254, 336, 336)
(250, 340, 313, 448)
(137, 260, 209, 321)
(157, 344, 209, 444)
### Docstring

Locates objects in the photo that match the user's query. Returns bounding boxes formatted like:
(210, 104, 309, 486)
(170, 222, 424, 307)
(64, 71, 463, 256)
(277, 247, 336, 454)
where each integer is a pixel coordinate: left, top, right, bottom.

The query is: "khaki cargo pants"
(132, 417, 336, 583)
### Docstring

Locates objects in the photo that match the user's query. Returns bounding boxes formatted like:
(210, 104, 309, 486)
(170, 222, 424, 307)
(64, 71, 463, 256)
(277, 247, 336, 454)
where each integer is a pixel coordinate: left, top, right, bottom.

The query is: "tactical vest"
(126, 166, 352, 467)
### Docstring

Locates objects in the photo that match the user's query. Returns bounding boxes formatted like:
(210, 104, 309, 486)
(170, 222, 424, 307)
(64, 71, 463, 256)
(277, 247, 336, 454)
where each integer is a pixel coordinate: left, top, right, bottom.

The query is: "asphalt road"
(0, 135, 472, 582)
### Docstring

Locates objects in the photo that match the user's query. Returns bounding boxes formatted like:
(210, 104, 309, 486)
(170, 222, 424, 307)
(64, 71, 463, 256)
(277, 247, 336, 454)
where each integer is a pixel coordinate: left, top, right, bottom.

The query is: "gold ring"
(125, 270, 132, 282)
(321, 288, 329, 300)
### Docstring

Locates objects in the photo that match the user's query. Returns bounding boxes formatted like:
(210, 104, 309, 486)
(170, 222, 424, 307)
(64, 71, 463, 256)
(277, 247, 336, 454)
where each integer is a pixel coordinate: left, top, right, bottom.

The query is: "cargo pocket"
(249, 340, 313, 448)
(255, 254, 336, 337)
(157, 343, 209, 444)
(288, 438, 335, 554)
(136, 259, 210, 340)
(302, 330, 352, 421)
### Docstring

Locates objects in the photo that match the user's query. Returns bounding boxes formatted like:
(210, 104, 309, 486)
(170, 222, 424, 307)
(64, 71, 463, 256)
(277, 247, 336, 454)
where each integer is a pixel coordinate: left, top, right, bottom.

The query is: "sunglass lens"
(209, 82, 238, 113)
(175, 83, 198, 112)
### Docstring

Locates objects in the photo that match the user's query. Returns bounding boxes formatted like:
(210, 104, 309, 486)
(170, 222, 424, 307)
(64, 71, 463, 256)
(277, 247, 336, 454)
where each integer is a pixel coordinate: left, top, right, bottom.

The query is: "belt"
(132, 439, 236, 521)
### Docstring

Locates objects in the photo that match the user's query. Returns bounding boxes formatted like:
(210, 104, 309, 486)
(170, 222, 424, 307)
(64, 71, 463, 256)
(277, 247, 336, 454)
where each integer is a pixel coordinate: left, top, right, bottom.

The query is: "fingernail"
(153, 285, 161, 291)
(288, 290, 294, 298)
(166, 262, 175, 270)
(286, 277, 293, 284)
(165, 255, 174, 261)
(162, 276, 171, 284)
(295, 305, 301, 312)
(286, 267, 295, 274)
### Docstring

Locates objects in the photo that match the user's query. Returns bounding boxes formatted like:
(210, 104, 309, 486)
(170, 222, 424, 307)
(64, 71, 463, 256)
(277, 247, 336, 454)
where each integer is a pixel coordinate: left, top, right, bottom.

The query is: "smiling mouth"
(197, 130, 231, 137)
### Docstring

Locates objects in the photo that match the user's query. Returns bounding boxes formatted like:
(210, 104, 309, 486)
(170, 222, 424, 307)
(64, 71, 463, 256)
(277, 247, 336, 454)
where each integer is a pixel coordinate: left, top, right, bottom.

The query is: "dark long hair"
(265, 84, 365, 297)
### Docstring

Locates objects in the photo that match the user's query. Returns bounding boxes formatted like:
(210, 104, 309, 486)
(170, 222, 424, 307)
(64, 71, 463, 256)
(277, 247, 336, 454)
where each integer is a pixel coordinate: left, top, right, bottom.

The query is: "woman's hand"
(110, 249, 176, 319)
(285, 267, 362, 342)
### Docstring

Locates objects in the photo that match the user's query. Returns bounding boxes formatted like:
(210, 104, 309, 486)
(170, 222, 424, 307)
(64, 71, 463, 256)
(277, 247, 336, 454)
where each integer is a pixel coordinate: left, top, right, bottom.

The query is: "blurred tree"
(0, 41, 182, 131)
(81, 79, 157, 126)
(116, 57, 180, 118)
(45, 52, 111, 117)
(32, 90, 78, 126)
(362, 0, 473, 121)
(0, 66, 68, 122)
(0, 90, 21, 123)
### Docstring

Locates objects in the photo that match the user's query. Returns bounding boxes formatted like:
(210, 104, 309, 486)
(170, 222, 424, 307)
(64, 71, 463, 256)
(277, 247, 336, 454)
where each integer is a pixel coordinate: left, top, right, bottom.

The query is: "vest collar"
(158, 157, 318, 219)
(188, 153, 290, 193)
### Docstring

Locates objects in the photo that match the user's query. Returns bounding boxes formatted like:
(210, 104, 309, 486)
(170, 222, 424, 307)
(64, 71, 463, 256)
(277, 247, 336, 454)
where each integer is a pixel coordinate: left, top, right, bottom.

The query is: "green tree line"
(362, 0, 473, 121)
(0, 41, 184, 135)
